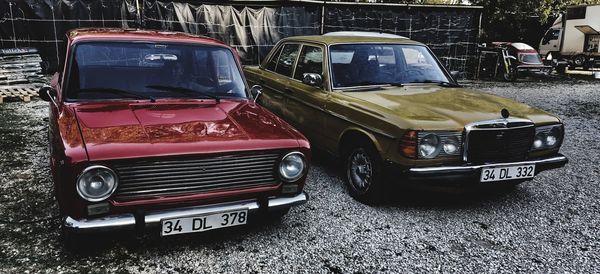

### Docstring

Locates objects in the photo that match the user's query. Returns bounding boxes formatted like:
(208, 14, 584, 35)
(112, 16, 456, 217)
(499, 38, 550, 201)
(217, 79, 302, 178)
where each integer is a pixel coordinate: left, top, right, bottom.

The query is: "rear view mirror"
(39, 85, 58, 107)
(302, 73, 323, 87)
(144, 53, 178, 61)
(250, 85, 263, 103)
(38, 85, 57, 102)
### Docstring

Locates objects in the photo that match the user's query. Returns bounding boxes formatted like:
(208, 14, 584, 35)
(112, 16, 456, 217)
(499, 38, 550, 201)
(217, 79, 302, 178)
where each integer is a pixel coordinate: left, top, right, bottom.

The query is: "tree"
(472, 0, 600, 48)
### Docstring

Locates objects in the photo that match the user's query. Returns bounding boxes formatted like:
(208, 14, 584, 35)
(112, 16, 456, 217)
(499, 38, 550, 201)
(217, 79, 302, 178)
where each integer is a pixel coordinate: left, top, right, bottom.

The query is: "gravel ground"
(0, 80, 599, 273)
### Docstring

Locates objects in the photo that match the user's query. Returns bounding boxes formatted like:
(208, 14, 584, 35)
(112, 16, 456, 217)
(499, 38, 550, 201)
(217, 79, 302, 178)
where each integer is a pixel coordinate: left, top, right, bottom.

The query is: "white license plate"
(480, 164, 535, 182)
(161, 209, 248, 236)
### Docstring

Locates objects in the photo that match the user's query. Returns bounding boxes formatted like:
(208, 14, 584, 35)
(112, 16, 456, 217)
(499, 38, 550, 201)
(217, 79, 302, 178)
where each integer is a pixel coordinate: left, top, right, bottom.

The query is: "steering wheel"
(401, 69, 425, 77)
(400, 69, 425, 82)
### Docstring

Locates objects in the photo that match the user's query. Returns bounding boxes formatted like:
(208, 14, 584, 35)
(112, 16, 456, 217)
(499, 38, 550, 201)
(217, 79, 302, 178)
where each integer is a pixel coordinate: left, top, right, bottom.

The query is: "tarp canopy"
(0, 0, 481, 76)
(143, 2, 321, 64)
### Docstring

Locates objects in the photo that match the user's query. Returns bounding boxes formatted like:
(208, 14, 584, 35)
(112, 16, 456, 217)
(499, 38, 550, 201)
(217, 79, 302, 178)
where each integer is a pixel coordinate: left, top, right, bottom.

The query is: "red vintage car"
(38, 28, 309, 244)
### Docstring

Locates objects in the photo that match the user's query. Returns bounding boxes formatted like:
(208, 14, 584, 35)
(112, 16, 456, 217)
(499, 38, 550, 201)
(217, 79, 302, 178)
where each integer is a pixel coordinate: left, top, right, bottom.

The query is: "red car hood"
(72, 100, 303, 161)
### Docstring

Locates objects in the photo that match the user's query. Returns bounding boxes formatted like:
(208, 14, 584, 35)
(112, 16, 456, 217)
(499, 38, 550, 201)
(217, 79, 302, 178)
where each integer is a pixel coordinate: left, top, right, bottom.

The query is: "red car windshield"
(65, 42, 247, 100)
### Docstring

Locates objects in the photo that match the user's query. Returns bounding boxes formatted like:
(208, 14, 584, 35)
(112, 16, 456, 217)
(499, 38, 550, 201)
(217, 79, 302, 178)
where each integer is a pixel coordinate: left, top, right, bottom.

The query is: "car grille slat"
(466, 125, 534, 164)
(119, 169, 276, 187)
(116, 155, 279, 172)
(117, 180, 275, 197)
(119, 163, 275, 180)
(116, 182, 276, 200)
(118, 174, 277, 193)
(113, 153, 281, 201)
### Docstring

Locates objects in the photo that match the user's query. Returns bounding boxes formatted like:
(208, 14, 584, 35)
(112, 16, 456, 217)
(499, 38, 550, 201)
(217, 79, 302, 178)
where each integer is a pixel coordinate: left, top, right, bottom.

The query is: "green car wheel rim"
(348, 150, 373, 192)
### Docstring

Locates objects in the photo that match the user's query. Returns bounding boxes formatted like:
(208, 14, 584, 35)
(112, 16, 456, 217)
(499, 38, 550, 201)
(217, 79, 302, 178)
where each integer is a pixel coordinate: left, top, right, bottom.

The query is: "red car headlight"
(76, 165, 118, 202)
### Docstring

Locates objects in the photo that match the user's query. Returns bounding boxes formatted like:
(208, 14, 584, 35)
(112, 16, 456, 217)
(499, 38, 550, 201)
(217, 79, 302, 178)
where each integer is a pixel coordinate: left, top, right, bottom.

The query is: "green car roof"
(279, 33, 425, 46)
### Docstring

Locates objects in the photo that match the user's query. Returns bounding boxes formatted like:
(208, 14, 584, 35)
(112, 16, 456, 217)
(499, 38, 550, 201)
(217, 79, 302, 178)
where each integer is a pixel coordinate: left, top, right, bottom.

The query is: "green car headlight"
(418, 132, 463, 159)
(546, 127, 561, 147)
(418, 134, 441, 159)
(531, 124, 563, 151)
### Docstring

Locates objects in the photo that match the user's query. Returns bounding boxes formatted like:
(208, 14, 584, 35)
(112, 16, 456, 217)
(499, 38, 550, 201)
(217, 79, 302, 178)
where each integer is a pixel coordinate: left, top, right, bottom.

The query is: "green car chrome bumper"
(393, 154, 568, 184)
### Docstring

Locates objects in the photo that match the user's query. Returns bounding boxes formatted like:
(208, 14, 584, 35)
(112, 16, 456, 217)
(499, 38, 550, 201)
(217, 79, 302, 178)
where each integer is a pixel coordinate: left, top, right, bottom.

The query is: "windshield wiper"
(146, 85, 220, 103)
(344, 81, 403, 89)
(78, 88, 155, 102)
(406, 80, 461, 87)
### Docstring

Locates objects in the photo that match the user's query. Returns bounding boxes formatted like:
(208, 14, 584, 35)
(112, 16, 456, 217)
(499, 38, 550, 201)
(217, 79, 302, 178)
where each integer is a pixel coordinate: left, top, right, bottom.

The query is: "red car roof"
(67, 28, 227, 47)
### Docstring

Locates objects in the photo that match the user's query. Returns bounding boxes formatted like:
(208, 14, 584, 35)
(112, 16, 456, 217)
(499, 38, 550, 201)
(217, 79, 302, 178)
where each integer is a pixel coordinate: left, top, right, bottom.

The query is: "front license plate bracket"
(160, 209, 248, 236)
(480, 164, 535, 182)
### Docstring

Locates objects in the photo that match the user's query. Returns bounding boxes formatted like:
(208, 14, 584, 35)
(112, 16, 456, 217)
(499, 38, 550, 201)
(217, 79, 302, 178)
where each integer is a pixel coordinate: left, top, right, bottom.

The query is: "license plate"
(480, 164, 535, 182)
(160, 209, 248, 236)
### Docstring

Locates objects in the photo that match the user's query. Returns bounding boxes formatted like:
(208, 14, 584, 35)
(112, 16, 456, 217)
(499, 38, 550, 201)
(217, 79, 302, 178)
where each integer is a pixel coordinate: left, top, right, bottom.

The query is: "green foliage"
(333, 0, 600, 48)
(472, 0, 600, 47)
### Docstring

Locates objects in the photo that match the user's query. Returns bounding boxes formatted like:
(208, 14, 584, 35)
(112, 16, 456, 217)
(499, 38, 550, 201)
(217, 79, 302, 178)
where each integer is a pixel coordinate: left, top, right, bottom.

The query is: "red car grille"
(112, 153, 281, 201)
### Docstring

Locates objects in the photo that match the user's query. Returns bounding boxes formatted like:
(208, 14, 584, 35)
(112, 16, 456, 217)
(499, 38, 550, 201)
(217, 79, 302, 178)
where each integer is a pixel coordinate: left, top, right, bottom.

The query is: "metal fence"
(0, 0, 482, 76)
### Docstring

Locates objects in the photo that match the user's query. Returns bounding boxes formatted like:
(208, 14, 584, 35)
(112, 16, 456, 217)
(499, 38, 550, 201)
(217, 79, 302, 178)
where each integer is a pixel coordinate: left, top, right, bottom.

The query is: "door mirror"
(38, 85, 57, 102)
(250, 85, 263, 103)
(302, 73, 323, 87)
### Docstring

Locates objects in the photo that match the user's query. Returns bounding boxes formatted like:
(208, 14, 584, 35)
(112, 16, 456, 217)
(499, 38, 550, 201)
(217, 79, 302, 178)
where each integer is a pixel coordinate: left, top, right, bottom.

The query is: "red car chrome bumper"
(64, 192, 308, 233)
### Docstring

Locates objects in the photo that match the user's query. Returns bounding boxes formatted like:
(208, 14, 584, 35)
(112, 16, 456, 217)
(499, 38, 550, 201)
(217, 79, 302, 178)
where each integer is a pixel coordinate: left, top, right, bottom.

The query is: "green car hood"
(340, 85, 561, 131)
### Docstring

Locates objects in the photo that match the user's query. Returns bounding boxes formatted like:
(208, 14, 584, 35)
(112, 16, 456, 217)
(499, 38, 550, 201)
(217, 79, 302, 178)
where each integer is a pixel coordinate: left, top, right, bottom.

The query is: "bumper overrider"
(64, 192, 308, 234)
(402, 154, 568, 182)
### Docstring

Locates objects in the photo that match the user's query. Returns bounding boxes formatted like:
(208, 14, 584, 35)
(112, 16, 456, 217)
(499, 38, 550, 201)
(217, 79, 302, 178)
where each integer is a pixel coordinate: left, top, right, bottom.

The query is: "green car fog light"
(442, 136, 460, 155)
(546, 127, 561, 147)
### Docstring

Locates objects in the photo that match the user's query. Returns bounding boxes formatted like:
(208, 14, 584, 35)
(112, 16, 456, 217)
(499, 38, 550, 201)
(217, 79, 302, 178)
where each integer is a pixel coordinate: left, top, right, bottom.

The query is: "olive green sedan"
(244, 32, 567, 203)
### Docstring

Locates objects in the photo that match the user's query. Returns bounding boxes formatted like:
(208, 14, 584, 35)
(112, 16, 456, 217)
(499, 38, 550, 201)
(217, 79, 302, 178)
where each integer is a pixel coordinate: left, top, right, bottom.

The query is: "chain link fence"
(0, 0, 481, 77)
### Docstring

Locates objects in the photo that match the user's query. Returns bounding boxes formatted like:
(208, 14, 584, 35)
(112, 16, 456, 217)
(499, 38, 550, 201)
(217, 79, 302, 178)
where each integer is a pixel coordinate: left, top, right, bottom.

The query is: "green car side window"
(274, 44, 300, 77)
(265, 45, 283, 71)
(294, 45, 323, 81)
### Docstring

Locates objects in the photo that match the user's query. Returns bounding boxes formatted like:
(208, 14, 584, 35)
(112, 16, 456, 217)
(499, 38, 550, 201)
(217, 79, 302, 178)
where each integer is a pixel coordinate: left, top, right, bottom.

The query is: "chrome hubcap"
(349, 151, 372, 191)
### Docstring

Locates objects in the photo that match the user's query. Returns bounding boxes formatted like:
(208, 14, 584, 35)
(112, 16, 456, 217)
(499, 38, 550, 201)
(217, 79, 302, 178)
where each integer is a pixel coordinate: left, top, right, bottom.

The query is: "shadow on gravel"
(380, 185, 523, 209)
(311, 149, 529, 210)
(59, 216, 288, 256)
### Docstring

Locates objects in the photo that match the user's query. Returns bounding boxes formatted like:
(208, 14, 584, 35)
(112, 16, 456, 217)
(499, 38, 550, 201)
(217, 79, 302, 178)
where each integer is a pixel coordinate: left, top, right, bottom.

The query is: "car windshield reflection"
(329, 44, 451, 89)
(66, 42, 248, 101)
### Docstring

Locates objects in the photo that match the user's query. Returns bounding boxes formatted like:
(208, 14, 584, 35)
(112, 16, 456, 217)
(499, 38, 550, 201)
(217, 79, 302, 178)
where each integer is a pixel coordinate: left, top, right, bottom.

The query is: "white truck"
(539, 4, 600, 72)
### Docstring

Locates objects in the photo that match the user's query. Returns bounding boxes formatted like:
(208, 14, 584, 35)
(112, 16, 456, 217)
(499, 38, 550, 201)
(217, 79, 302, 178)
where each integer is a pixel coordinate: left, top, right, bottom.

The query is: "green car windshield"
(329, 44, 451, 88)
